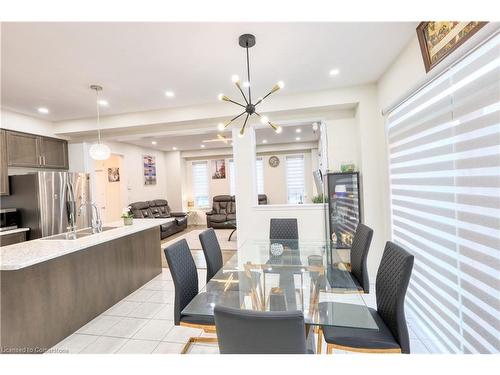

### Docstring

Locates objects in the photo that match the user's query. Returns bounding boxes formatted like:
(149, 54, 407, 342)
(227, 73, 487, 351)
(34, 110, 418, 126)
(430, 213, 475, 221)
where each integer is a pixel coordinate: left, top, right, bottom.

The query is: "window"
(286, 155, 305, 204)
(192, 161, 209, 208)
(386, 34, 500, 353)
(229, 159, 235, 196)
(256, 158, 264, 195)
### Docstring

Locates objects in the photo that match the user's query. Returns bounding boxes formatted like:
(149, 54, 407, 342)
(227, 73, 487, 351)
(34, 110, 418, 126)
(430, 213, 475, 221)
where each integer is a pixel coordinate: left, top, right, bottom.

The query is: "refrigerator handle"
(65, 180, 77, 234)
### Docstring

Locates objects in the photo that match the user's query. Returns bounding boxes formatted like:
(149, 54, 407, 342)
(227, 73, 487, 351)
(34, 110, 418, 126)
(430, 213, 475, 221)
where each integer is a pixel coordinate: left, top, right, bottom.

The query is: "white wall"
(164, 151, 183, 211)
(260, 151, 313, 204)
(0, 109, 61, 138)
(324, 117, 360, 172)
(377, 36, 426, 111)
(69, 141, 168, 209)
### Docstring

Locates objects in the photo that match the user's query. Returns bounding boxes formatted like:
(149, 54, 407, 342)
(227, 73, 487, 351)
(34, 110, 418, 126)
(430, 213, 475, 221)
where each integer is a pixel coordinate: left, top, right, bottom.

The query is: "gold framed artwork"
(416, 22, 487, 72)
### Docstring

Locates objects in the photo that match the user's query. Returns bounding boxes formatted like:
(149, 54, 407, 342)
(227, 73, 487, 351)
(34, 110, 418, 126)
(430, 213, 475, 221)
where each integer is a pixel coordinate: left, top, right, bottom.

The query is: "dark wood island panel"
(0, 226, 161, 353)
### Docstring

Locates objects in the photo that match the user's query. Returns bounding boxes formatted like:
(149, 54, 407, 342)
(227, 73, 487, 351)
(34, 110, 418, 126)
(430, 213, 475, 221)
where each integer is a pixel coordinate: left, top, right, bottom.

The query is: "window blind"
(192, 161, 209, 208)
(256, 158, 264, 195)
(286, 155, 305, 204)
(229, 159, 235, 196)
(386, 34, 500, 354)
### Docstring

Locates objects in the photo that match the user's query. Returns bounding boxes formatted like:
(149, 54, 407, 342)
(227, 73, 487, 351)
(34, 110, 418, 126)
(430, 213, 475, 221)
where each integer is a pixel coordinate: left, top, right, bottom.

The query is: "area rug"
(160, 228, 237, 268)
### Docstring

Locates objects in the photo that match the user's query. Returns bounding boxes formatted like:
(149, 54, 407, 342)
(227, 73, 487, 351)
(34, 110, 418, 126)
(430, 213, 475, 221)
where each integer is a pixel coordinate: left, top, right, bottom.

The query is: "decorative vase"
(123, 217, 133, 226)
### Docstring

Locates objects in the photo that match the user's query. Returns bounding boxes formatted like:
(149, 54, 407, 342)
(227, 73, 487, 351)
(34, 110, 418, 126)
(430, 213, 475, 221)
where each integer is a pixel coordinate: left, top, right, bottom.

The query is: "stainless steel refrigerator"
(1, 171, 92, 239)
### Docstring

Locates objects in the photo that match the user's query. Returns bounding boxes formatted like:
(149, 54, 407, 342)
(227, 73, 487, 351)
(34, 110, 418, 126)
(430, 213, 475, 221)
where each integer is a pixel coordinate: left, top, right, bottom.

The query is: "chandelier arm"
(254, 112, 278, 131)
(240, 113, 250, 135)
(226, 98, 246, 108)
(246, 46, 252, 104)
(235, 82, 249, 104)
(224, 110, 247, 128)
(254, 89, 277, 106)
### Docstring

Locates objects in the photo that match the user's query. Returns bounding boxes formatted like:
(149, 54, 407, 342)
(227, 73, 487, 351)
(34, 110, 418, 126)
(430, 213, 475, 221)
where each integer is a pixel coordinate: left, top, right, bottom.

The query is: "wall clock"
(269, 156, 280, 168)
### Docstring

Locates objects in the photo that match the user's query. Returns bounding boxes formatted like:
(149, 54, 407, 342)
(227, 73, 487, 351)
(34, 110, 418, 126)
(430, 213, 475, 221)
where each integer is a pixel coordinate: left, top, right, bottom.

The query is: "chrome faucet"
(79, 202, 103, 233)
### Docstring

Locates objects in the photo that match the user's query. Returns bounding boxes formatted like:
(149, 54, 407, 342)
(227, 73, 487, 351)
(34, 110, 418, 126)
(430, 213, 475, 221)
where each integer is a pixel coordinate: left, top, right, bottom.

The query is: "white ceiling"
(1, 22, 416, 121)
(126, 122, 319, 151)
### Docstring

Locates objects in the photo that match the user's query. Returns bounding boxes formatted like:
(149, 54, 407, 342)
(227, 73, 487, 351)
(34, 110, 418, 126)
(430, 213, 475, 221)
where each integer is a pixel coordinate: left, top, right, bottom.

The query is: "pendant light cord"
(95, 88, 102, 144)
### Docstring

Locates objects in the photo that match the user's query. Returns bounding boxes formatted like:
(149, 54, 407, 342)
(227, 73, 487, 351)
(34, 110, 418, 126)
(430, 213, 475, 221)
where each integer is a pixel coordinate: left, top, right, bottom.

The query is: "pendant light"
(89, 84, 111, 161)
(217, 34, 284, 136)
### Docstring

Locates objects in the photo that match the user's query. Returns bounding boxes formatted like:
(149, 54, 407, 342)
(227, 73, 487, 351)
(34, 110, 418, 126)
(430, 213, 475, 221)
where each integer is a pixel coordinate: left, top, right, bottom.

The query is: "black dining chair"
(199, 228, 223, 283)
(269, 218, 299, 241)
(199, 228, 262, 298)
(329, 223, 373, 293)
(214, 305, 308, 354)
(320, 241, 414, 354)
(164, 239, 217, 354)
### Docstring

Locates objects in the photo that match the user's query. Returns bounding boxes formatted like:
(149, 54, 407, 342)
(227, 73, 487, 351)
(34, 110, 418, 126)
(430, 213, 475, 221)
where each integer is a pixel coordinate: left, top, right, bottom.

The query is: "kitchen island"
(0, 218, 172, 353)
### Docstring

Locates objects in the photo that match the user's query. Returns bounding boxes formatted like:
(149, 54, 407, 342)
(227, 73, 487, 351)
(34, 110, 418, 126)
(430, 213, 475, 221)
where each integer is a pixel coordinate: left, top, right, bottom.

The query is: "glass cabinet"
(326, 172, 361, 249)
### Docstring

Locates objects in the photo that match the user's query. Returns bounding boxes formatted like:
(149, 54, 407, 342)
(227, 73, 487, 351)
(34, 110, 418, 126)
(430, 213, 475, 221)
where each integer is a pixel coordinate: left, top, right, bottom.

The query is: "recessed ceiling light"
(329, 68, 340, 76)
(37, 107, 49, 114)
(262, 139, 268, 144)
(295, 137, 301, 141)
(165, 91, 175, 98)
(97, 99, 109, 107)
(151, 141, 157, 145)
(296, 128, 301, 133)
(201, 144, 205, 148)
(172, 146, 178, 151)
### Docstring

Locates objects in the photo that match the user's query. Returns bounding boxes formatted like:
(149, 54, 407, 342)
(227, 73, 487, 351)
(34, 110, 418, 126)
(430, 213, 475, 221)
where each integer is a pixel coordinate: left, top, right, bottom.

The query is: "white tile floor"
(48, 268, 439, 354)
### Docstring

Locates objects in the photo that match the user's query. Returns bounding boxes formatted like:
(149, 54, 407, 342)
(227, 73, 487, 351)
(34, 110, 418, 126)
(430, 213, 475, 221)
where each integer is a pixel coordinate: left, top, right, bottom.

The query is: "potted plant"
(312, 194, 327, 204)
(121, 206, 134, 225)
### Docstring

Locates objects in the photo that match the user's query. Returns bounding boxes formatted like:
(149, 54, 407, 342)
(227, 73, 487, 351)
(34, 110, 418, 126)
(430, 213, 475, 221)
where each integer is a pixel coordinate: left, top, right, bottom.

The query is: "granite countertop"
(0, 228, 30, 236)
(0, 218, 173, 271)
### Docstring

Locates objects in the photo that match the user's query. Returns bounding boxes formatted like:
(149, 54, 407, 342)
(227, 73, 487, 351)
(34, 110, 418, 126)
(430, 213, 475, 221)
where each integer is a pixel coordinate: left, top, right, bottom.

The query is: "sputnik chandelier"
(217, 34, 284, 136)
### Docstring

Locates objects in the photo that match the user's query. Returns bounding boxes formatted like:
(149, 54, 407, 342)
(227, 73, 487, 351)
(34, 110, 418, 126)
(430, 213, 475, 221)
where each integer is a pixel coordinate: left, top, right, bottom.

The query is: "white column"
(232, 126, 257, 248)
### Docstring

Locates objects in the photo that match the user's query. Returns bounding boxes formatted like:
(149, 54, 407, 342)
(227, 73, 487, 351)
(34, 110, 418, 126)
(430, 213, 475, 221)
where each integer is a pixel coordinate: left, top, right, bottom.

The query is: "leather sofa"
(130, 199, 188, 239)
(206, 194, 267, 229)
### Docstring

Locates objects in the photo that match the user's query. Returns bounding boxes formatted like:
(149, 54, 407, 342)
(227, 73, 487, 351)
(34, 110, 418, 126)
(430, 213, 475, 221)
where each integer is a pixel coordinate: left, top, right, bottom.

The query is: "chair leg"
(317, 328, 323, 354)
(181, 336, 218, 354)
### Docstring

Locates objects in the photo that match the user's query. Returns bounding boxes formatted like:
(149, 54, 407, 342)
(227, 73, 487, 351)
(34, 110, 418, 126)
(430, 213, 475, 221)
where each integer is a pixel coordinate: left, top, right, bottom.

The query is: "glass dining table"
(183, 240, 378, 348)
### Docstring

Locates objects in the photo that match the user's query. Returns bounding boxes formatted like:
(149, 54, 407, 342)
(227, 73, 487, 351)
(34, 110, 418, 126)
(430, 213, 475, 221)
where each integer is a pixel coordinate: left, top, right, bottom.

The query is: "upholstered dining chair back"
(350, 223, 374, 293)
(199, 228, 223, 283)
(376, 241, 414, 354)
(214, 305, 307, 354)
(164, 239, 199, 325)
(269, 218, 299, 241)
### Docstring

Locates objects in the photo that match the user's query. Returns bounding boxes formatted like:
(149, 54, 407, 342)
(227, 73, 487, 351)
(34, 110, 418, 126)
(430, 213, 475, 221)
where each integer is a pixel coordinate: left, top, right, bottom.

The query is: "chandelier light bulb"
(217, 93, 224, 101)
(277, 81, 285, 89)
(243, 81, 250, 88)
(260, 116, 269, 124)
(217, 122, 225, 131)
(231, 75, 240, 83)
(238, 131, 244, 138)
(275, 126, 283, 134)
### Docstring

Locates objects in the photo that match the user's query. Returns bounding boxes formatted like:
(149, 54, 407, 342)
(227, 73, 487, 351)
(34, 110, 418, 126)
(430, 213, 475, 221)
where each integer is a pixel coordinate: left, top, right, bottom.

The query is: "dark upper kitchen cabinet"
(6, 131, 40, 168)
(0, 130, 9, 195)
(5, 130, 68, 170)
(39, 136, 69, 169)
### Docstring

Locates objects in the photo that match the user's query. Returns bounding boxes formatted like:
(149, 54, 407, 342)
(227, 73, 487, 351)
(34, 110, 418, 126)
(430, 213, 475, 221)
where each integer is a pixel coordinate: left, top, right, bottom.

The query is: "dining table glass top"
(182, 239, 378, 329)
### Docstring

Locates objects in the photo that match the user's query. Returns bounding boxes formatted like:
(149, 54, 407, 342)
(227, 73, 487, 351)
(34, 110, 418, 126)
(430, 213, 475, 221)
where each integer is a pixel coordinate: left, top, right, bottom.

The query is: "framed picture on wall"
(107, 167, 120, 182)
(211, 159, 226, 179)
(143, 155, 157, 185)
(416, 21, 487, 72)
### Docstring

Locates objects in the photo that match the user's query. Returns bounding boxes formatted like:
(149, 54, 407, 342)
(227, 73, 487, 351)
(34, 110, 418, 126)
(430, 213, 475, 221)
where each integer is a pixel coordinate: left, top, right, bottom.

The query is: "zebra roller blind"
(386, 33, 500, 354)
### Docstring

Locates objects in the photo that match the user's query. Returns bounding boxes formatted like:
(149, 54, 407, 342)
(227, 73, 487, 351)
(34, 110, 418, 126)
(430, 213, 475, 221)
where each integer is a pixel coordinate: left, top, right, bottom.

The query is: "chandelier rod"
(246, 44, 252, 104)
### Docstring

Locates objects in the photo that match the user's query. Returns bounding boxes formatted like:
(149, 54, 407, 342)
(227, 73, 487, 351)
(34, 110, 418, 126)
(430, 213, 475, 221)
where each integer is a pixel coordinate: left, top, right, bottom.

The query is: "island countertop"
(0, 218, 173, 271)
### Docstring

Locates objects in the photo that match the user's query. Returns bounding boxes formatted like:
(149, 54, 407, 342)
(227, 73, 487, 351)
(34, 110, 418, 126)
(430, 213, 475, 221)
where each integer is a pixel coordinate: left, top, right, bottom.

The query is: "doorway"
(94, 154, 125, 223)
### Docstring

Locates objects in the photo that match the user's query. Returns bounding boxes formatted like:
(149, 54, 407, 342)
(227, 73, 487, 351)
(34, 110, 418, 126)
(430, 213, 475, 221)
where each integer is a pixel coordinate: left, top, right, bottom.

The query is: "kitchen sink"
(41, 226, 118, 240)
